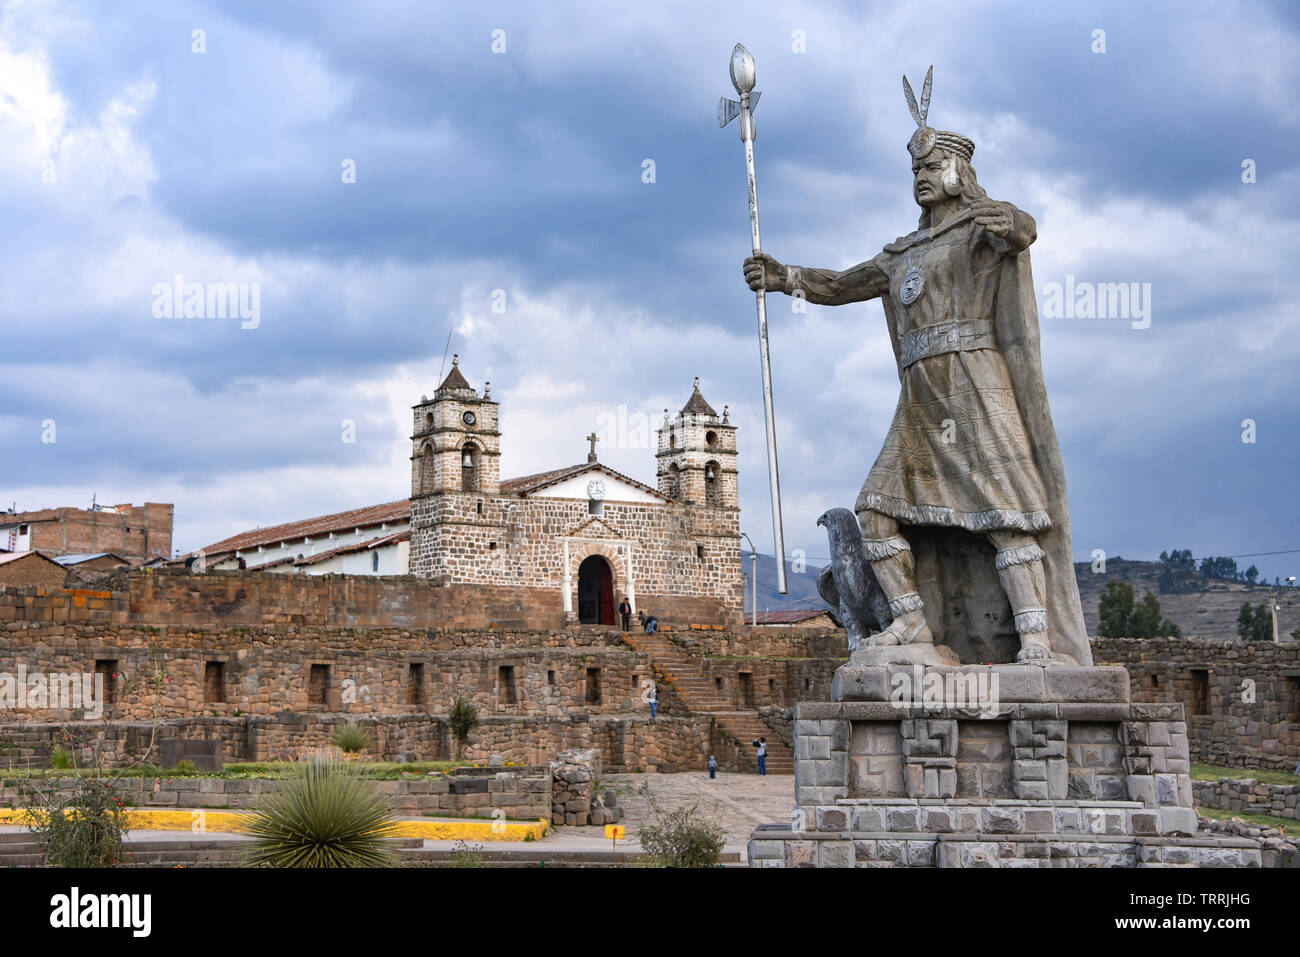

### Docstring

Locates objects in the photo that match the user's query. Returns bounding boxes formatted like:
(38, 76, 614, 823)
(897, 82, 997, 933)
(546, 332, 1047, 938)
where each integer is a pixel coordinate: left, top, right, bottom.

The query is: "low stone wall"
(0, 710, 745, 775)
(1197, 815, 1299, 868)
(1193, 777, 1300, 821)
(0, 766, 553, 822)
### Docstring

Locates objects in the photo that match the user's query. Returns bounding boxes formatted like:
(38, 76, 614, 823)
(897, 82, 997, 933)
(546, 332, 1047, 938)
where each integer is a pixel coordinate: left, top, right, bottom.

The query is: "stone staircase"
(624, 630, 793, 775)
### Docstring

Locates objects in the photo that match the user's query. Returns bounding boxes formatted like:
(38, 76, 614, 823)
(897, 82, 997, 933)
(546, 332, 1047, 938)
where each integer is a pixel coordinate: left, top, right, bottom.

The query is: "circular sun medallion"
(899, 268, 924, 305)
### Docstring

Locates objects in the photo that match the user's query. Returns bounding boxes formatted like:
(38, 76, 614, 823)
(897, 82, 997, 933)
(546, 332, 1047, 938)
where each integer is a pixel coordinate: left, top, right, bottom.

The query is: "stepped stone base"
(748, 800, 1261, 867)
(749, 664, 1263, 868)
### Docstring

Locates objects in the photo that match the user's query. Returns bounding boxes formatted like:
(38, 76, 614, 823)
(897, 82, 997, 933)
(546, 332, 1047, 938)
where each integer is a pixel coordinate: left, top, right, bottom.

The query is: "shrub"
(635, 783, 726, 868)
(448, 839, 484, 868)
(448, 698, 479, 757)
(243, 757, 400, 868)
(21, 777, 129, 867)
(331, 722, 373, 754)
(49, 747, 73, 770)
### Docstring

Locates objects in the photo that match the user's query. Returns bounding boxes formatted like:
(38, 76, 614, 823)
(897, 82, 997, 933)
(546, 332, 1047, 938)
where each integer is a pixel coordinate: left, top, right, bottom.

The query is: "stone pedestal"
(750, 664, 1261, 868)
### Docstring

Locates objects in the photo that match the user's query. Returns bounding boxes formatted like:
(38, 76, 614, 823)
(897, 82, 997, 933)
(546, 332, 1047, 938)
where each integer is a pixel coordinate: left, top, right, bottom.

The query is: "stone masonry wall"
(0, 766, 553, 822)
(0, 711, 730, 773)
(1093, 637, 1300, 769)
(0, 619, 654, 722)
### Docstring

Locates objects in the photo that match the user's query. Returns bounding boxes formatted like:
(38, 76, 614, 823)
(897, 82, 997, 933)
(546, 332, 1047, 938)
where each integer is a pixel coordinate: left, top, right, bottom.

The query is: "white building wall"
(530, 474, 660, 503)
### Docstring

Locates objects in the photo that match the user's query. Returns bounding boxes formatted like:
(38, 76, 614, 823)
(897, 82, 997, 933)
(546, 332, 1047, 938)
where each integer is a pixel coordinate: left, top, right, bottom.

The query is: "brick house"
(0, 503, 172, 564)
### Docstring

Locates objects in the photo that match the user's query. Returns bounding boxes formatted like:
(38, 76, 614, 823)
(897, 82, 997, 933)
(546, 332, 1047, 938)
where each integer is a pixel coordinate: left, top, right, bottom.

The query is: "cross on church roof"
(586, 432, 599, 463)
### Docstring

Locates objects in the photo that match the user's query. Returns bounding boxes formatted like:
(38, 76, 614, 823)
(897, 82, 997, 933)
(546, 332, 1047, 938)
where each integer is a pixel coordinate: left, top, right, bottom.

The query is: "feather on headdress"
(904, 66, 974, 162)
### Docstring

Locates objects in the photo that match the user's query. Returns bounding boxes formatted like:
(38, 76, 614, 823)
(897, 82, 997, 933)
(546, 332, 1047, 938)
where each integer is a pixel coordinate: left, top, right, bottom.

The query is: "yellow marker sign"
(605, 824, 625, 840)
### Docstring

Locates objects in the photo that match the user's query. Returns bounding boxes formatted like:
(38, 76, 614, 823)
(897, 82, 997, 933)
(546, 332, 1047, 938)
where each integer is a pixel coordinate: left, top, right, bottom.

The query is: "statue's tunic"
(794, 207, 1050, 533)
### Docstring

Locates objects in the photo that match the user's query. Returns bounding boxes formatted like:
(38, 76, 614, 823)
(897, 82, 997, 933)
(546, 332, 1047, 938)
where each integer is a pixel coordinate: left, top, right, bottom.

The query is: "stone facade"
(1093, 636, 1300, 770)
(408, 362, 743, 626)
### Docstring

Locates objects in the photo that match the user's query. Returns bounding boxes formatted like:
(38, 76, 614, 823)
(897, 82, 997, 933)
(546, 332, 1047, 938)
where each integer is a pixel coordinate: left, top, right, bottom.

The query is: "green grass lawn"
(1191, 762, 1300, 787)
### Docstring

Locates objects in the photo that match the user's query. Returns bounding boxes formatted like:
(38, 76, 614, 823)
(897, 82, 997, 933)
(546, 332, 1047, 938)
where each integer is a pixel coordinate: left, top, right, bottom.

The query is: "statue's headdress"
(904, 66, 974, 163)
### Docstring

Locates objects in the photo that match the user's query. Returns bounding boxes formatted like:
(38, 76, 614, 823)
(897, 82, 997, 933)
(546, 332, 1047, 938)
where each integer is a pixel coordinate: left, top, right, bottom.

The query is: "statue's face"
(911, 150, 952, 207)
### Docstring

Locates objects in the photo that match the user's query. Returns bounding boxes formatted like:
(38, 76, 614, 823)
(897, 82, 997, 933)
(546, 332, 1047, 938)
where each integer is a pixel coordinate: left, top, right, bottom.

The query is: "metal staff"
(719, 42, 787, 593)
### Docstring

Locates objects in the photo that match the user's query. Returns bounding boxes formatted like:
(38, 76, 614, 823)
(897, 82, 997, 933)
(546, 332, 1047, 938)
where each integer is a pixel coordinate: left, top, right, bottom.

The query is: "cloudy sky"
(2, 0, 1298, 580)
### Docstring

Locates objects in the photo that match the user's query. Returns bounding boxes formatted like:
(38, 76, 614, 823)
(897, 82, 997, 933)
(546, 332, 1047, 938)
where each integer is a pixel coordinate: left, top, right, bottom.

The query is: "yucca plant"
(331, 722, 373, 755)
(242, 757, 401, 868)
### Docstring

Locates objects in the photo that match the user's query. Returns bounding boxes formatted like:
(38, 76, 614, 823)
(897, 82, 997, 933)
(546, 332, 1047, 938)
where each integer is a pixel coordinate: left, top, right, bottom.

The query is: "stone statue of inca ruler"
(746, 67, 1091, 668)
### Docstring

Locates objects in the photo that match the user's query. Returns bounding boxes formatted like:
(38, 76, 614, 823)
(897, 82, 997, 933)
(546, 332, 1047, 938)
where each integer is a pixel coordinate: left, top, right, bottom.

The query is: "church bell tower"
(655, 378, 738, 508)
(411, 355, 500, 498)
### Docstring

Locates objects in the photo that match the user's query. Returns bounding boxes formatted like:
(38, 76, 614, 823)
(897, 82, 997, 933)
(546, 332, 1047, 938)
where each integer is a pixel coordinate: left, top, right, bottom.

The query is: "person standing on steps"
(753, 737, 767, 776)
(619, 596, 632, 631)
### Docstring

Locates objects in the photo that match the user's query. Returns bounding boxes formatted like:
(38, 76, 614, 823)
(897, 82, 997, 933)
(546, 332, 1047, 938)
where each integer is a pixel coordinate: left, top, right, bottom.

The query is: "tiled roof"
(294, 530, 410, 567)
(499, 463, 669, 501)
(498, 464, 589, 494)
(0, 550, 62, 568)
(200, 500, 411, 555)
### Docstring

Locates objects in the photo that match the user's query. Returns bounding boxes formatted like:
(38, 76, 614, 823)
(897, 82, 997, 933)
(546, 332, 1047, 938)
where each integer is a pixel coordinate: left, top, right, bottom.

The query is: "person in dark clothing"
(638, 611, 659, 634)
(619, 597, 632, 631)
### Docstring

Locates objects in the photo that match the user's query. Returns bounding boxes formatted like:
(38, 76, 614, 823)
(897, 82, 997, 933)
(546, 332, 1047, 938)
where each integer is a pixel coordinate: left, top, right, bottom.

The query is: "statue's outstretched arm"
(744, 251, 890, 306)
(972, 200, 1037, 255)
(788, 256, 892, 305)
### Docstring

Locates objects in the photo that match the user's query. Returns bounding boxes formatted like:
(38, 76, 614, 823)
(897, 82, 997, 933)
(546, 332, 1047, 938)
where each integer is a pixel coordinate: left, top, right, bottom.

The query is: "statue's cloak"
(872, 224, 1091, 666)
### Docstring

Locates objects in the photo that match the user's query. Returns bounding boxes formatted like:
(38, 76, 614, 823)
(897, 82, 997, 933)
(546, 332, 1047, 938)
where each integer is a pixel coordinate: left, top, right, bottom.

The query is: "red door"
(597, 559, 614, 625)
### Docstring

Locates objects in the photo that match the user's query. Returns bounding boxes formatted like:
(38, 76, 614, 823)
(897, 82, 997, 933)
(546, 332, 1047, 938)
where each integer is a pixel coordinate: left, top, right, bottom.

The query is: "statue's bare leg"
(989, 531, 1054, 663)
(859, 511, 933, 647)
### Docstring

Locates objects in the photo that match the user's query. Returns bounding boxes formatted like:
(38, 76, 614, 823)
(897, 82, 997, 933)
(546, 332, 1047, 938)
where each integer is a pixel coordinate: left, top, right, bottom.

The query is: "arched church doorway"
(577, 555, 614, 625)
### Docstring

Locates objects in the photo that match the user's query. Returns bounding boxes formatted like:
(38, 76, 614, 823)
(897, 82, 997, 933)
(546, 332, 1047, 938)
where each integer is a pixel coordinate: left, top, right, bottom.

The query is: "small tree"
(1097, 581, 1135, 638)
(20, 777, 129, 867)
(636, 782, 726, 868)
(1099, 583, 1178, 638)
(448, 697, 479, 759)
(1237, 602, 1272, 642)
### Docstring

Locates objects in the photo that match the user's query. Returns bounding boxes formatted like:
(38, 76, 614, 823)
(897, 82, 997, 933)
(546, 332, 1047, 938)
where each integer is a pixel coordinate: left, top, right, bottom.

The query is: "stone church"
(409, 357, 743, 624)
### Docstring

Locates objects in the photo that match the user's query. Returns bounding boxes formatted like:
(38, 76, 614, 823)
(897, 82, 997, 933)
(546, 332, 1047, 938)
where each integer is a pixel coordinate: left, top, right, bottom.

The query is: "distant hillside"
(740, 549, 826, 617)
(1074, 558, 1300, 640)
(746, 549, 1300, 640)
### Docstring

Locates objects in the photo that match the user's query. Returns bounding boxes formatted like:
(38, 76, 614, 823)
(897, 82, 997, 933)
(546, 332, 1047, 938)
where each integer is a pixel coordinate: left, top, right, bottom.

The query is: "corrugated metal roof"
(754, 609, 834, 625)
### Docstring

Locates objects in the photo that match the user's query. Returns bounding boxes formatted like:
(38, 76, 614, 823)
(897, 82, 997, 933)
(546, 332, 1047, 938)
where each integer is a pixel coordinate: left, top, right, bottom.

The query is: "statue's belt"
(899, 318, 997, 369)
